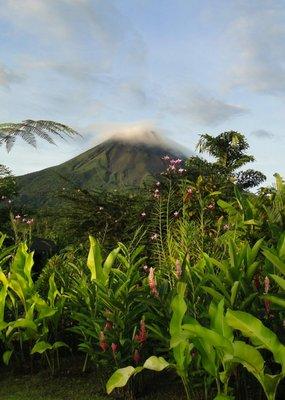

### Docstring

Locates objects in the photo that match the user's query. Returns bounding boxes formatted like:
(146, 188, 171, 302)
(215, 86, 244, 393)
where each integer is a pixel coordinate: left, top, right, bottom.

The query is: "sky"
(0, 0, 284, 183)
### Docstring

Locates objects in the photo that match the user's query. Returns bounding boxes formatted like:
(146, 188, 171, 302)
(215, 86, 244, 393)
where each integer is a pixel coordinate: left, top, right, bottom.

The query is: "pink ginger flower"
(135, 319, 148, 344)
(264, 276, 270, 294)
(26, 218, 34, 225)
(99, 331, 109, 351)
(148, 267, 159, 297)
(111, 343, 118, 353)
(175, 259, 182, 279)
(162, 155, 170, 161)
(104, 321, 113, 331)
(15, 214, 21, 220)
(150, 233, 158, 240)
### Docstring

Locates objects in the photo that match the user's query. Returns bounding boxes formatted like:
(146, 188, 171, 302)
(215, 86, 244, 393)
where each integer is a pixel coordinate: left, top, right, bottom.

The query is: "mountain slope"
(17, 131, 191, 208)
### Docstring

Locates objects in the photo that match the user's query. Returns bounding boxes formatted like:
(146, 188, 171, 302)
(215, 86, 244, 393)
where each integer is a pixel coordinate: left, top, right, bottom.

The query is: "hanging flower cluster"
(13, 214, 34, 225)
(161, 155, 186, 176)
(263, 276, 271, 314)
(133, 319, 148, 364)
(175, 259, 182, 279)
(148, 267, 159, 297)
(134, 319, 148, 344)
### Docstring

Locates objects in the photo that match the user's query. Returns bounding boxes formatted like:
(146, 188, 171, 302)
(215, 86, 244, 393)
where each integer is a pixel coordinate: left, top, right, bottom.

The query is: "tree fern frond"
(0, 119, 79, 152)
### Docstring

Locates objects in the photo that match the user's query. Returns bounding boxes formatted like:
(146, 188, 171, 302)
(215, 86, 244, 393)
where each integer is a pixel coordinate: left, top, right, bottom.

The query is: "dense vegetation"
(0, 131, 285, 399)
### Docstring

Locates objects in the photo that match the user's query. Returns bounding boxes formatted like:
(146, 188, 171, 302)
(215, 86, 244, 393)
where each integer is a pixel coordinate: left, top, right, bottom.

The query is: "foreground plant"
(0, 241, 67, 373)
(106, 282, 194, 399)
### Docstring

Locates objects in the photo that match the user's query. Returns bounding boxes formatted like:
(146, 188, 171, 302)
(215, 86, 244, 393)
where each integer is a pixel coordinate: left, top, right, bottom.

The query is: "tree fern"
(0, 119, 79, 152)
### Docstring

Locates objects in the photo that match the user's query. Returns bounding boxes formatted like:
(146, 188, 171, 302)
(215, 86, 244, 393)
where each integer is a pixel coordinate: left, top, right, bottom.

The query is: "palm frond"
(0, 119, 79, 152)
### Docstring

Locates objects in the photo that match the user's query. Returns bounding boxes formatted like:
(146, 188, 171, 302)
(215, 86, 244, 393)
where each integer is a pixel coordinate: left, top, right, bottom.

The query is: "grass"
(0, 365, 187, 400)
(0, 372, 107, 400)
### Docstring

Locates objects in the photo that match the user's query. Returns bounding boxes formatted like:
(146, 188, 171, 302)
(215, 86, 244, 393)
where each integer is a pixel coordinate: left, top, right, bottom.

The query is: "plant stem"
(181, 375, 191, 400)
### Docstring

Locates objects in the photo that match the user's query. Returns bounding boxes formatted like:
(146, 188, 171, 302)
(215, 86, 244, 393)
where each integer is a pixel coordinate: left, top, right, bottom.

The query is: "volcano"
(17, 130, 192, 208)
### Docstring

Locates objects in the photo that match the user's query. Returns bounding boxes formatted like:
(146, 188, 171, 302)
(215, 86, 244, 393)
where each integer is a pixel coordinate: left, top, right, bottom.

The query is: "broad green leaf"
(23, 252, 34, 288)
(214, 395, 234, 400)
(31, 341, 52, 354)
(11, 243, 34, 287)
(217, 199, 236, 214)
(87, 236, 103, 282)
(7, 318, 37, 335)
(106, 366, 136, 394)
(48, 273, 60, 307)
(3, 350, 13, 365)
(263, 249, 285, 275)
(209, 300, 233, 340)
(263, 294, 285, 309)
(232, 341, 264, 374)
(201, 286, 225, 303)
(143, 356, 169, 371)
(103, 247, 120, 278)
(0, 283, 7, 322)
(182, 323, 233, 355)
(226, 310, 285, 371)
(230, 281, 239, 307)
(270, 274, 285, 291)
(194, 337, 218, 378)
(204, 275, 230, 301)
(277, 233, 285, 259)
(53, 341, 69, 350)
(170, 282, 187, 337)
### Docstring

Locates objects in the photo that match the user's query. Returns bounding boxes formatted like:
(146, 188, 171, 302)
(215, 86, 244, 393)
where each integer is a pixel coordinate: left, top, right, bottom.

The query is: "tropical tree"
(188, 131, 266, 189)
(0, 119, 78, 152)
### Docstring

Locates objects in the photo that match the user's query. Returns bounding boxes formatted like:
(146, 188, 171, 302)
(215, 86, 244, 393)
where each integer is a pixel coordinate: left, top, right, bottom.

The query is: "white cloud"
(252, 129, 274, 139)
(0, 64, 23, 88)
(228, 1, 285, 95)
(159, 83, 249, 126)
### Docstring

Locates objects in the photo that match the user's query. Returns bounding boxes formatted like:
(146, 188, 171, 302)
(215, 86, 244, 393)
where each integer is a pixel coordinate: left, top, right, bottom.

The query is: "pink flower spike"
(111, 343, 118, 353)
(175, 259, 182, 279)
(148, 267, 159, 297)
(264, 276, 270, 294)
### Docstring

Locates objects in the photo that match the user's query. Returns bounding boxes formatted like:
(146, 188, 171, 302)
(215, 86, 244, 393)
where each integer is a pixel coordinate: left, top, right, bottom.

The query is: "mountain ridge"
(16, 131, 192, 208)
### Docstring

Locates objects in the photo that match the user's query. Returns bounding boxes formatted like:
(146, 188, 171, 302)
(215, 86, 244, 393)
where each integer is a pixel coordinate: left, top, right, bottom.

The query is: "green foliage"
(0, 241, 67, 373)
(0, 119, 78, 152)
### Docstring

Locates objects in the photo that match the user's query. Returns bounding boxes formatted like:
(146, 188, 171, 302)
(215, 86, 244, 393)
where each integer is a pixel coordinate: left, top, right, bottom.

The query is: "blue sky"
(0, 0, 284, 183)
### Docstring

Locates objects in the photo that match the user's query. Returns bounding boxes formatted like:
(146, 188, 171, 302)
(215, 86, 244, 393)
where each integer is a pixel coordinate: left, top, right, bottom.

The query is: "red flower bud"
(133, 349, 141, 364)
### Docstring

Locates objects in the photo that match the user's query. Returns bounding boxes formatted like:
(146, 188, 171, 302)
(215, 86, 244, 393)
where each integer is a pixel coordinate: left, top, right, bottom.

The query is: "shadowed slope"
(17, 131, 192, 208)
